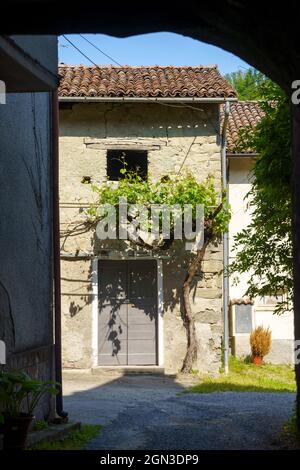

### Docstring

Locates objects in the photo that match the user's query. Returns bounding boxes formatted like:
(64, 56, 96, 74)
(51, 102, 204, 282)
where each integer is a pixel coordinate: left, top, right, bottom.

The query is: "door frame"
(91, 256, 164, 367)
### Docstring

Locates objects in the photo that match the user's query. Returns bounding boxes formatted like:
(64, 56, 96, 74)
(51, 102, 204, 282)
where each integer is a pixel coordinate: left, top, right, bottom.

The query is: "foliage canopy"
(229, 80, 292, 314)
(88, 171, 230, 243)
(225, 68, 267, 100)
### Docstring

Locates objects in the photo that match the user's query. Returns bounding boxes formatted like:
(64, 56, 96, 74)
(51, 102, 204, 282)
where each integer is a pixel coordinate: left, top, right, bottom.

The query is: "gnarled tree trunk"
(181, 204, 223, 374)
(181, 241, 209, 373)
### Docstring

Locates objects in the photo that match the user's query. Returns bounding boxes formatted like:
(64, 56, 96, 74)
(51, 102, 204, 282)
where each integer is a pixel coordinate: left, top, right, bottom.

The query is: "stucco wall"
(0, 92, 54, 419)
(59, 102, 223, 374)
(228, 156, 294, 364)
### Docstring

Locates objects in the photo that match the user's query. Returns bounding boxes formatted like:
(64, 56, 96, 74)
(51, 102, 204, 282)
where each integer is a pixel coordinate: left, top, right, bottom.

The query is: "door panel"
(98, 302, 128, 340)
(98, 259, 158, 366)
(127, 260, 157, 365)
(128, 339, 156, 354)
(99, 261, 127, 300)
(128, 324, 156, 340)
(128, 341, 156, 365)
(98, 347, 128, 366)
(98, 302, 128, 365)
(128, 260, 157, 300)
(128, 302, 157, 323)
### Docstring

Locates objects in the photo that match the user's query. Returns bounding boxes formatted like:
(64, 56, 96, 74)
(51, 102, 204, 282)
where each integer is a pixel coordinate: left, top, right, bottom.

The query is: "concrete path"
(63, 372, 295, 450)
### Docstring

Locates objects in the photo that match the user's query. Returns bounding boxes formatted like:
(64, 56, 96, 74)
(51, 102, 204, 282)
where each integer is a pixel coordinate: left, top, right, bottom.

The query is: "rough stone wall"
(61, 258, 94, 368)
(59, 102, 223, 374)
(162, 242, 223, 374)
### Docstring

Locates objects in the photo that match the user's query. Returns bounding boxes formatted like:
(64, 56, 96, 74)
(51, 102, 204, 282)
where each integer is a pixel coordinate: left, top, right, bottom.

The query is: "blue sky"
(59, 33, 251, 75)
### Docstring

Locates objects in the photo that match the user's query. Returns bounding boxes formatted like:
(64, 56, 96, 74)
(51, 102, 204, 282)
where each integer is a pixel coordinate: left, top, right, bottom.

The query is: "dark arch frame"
(2, 0, 300, 429)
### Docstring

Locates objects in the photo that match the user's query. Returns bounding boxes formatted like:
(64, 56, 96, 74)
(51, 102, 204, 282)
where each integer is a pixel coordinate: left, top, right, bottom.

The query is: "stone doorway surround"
(91, 254, 164, 369)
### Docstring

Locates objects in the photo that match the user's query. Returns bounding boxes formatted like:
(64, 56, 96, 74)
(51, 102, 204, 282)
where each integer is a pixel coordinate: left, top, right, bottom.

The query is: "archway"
(2, 0, 300, 429)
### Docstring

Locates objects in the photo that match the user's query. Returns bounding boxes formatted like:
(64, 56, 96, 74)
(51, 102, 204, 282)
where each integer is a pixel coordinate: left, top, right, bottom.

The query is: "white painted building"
(227, 102, 294, 364)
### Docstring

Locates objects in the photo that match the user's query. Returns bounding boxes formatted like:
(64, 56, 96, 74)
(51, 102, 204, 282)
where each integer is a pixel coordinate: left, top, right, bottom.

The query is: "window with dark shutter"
(106, 149, 148, 181)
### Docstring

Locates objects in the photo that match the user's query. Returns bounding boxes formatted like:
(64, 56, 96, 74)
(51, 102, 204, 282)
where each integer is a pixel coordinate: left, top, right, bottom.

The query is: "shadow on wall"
(61, 222, 222, 369)
(59, 102, 220, 142)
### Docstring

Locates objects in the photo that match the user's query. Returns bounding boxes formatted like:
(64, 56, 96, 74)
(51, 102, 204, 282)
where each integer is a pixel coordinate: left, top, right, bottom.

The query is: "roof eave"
(227, 152, 259, 157)
(58, 96, 238, 103)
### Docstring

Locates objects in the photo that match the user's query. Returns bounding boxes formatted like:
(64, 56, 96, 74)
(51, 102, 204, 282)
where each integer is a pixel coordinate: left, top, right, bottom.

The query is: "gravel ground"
(63, 372, 295, 450)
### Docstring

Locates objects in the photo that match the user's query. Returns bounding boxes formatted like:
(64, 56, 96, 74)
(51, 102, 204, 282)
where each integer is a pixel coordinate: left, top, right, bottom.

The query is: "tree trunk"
(181, 204, 223, 374)
(291, 104, 300, 431)
(181, 241, 209, 373)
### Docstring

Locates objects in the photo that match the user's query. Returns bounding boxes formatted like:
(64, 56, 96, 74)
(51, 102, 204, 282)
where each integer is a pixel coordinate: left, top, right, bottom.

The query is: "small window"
(107, 149, 148, 181)
(235, 304, 253, 334)
(257, 294, 285, 306)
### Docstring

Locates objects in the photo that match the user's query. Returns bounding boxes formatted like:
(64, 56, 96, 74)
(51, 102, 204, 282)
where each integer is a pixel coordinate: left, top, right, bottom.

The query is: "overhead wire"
(60, 34, 222, 169)
(60, 35, 207, 114)
(62, 35, 99, 67)
(79, 34, 123, 66)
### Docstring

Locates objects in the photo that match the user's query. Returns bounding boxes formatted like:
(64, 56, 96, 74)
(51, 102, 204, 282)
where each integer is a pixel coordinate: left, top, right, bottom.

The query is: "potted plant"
(250, 326, 272, 365)
(0, 370, 57, 450)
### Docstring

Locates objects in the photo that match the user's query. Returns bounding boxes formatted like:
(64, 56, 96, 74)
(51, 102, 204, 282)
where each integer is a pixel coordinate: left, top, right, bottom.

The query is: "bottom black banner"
(0, 449, 299, 467)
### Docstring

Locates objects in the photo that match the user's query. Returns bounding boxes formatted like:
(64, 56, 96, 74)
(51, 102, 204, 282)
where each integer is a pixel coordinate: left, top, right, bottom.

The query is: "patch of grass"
(34, 420, 48, 431)
(186, 356, 296, 393)
(29, 424, 101, 450)
(280, 406, 300, 449)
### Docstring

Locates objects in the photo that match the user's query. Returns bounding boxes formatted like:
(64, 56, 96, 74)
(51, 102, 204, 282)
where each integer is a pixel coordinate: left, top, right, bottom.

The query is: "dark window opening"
(107, 149, 148, 181)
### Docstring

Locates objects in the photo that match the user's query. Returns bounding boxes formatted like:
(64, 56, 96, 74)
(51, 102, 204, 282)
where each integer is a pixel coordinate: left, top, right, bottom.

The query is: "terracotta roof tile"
(58, 64, 236, 99)
(230, 297, 254, 305)
(222, 101, 265, 154)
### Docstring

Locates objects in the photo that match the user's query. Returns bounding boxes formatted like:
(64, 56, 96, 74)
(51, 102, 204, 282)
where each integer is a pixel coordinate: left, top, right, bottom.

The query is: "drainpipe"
(51, 90, 68, 419)
(221, 100, 230, 375)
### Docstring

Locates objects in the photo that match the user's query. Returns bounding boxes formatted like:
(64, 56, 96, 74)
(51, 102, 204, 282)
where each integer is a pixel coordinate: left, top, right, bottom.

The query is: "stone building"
(58, 65, 237, 374)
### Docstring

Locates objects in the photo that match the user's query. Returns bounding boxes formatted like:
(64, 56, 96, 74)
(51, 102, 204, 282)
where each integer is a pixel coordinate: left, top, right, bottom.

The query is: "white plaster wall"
(228, 156, 254, 299)
(254, 309, 294, 340)
(229, 156, 294, 356)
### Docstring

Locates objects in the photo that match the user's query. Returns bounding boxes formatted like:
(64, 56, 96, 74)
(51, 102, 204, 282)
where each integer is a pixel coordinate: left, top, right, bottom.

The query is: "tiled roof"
(223, 101, 265, 154)
(230, 297, 254, 305)
(58, 64, 237, 99)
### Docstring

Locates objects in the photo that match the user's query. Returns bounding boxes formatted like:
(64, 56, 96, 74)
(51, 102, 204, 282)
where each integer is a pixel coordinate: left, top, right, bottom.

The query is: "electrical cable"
(60, 34, 221, 167)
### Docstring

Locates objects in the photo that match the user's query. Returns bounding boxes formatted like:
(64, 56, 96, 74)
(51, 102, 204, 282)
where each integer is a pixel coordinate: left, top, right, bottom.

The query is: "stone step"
(27, 421, 81, 448)
(91, 365, 165, 376)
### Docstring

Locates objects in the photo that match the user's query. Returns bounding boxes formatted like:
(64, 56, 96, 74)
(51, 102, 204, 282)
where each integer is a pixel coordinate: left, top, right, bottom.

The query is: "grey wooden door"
(98, 260, 157, 366)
